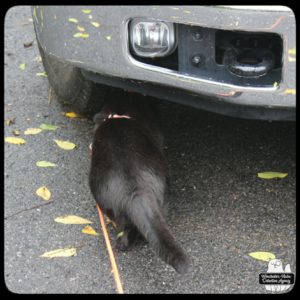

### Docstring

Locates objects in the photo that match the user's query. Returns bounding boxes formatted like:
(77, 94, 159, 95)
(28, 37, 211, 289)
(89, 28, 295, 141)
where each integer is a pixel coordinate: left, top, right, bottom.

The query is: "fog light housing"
(129, 18, 176, 58)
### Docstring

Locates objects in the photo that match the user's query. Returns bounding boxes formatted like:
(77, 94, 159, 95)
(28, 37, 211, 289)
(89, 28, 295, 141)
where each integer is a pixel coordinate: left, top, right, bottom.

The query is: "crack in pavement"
(4, 201, 53, 220)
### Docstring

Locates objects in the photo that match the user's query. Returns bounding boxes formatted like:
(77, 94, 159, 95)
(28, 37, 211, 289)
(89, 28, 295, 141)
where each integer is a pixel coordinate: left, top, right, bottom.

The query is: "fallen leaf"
(40, 247, 77, 258)
(36, 161, 57, 167)
(36, 186, 51, 201)
(21, 18, 33, 26)
(82, 9, 92, 14)
(5, 137, 26, 145)
(105, 215, 117, 228)
(90, 21, 100, 28)
(105, 35, 111, 40)
(24, 40, 34, 48)
(33, 55, 42, 62)
(288, 48, 296, 55)
(36, 72, 47, 77)
(5, 118, 16, 126)
(64, 112, 80, 118)
(24, 128, 43, 135)
(81, 225, 99, 235)
(88, 15, 93, 20)
(54, 139, 76, 150)
(68, 18, 78, 23)
(40, 123, 59, 131)
(12, 130, 21, 136)
(19, 63, 27, 70)
(117, 231, 124, 238)
(55, 215, 92, 224)
(288, 56, 296, 62)
(73, 32, 89, 38)
(77, 25, 85, 32)
(273, 82, 278, 88)
(283, 89, 296, 95)
(257, 172, 288, 179)
(248, 251, 276, 262)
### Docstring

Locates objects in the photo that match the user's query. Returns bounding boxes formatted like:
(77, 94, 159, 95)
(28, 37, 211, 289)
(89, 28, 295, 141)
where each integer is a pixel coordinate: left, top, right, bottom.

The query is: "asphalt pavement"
(4, 6, 296, 294)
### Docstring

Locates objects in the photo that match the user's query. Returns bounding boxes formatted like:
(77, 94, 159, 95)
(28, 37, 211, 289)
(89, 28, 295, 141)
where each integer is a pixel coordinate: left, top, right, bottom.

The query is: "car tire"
(37, 40, 117, 116)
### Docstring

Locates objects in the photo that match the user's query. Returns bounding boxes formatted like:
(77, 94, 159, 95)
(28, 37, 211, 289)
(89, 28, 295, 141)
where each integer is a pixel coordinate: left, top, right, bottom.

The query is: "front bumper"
(33, 6, 296, 120)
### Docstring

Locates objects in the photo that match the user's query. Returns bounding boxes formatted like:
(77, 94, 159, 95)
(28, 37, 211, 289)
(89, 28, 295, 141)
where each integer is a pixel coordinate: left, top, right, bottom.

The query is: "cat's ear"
(93, 112, 106, 124)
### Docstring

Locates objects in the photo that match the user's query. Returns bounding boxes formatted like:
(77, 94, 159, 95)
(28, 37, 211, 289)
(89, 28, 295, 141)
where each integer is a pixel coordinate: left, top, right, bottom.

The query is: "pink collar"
(90, 114, 131, 155)
(107, 114, 131, 120)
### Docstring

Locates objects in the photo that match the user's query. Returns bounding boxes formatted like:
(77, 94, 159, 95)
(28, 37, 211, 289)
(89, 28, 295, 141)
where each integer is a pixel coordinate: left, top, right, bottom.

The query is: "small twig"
(4, 201, 53, 220)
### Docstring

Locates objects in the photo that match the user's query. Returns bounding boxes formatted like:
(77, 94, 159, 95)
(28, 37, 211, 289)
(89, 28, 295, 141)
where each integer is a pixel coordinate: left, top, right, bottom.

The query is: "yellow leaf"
(24, 128, 43, 135)
(257, 172, 288, 179)
(36, 72, 47, 77)
(81, 225, 99, 235)
(55, 215, 93, 224)
(64, 112, 80, 118)
(248, 252, 276, 262)
(288, 48, 296, 55)
(91, 21, 100, 28)
(117, 231, 124, 238)
(82, 9, 92, 14)
(54, 139, 76, 150)
(36, 161, 57, 167)
(105, 35, 112, 40)
(273, 82, 278, 88)
(36, 186, 51, 201)
(68, 18, 78, 23)
(77, 25, 85, 32)
(40, 247, 77, 258)
(19, 63, 26, 70)
(288, 56, 296, 62)
(73, 32, 89, 38)
(5, 137, 26, 145)
(283, 89, 296, 95)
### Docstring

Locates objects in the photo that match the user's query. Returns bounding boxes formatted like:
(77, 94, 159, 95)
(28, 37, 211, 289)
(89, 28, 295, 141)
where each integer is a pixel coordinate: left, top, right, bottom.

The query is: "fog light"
(129, 18, 176, 58)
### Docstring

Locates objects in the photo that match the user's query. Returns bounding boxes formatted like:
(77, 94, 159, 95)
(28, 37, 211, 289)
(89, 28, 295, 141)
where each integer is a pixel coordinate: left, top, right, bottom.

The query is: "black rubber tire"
(37, 40, 115, 116)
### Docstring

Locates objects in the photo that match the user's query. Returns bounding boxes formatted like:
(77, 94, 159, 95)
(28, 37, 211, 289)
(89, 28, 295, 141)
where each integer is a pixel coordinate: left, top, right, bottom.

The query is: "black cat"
(89, 95, 190, 274)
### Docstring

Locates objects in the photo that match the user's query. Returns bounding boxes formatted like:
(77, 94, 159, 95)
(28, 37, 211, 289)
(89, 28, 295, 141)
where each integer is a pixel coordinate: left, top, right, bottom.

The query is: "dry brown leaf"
(81, 225, 99, 236)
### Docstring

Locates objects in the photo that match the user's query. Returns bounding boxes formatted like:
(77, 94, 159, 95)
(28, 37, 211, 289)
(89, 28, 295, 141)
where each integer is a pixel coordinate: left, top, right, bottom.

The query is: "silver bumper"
(33, 5, 296, 110)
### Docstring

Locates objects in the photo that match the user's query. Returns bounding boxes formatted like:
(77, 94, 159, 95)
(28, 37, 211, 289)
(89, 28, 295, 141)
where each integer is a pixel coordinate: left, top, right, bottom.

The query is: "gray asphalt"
(4, 6, 296, 294)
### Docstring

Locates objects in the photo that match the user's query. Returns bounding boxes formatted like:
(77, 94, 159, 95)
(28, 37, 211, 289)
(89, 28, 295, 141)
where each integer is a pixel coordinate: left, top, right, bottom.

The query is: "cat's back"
(92, 118, 164, 165)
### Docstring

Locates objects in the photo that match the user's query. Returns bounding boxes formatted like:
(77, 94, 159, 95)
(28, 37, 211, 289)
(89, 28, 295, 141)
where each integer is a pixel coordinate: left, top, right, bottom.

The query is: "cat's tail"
(127, 195, 191, 274)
